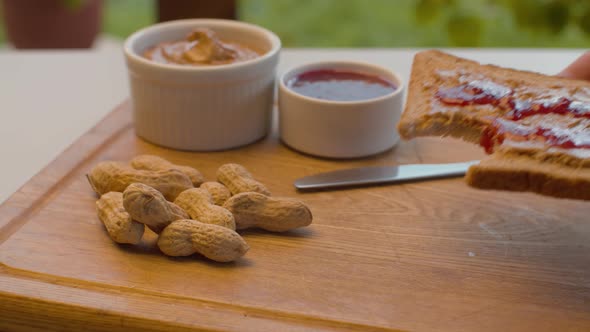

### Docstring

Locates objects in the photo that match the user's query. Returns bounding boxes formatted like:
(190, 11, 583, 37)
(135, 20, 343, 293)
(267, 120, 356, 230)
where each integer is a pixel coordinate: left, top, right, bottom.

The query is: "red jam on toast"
(436, 80, 590, 153)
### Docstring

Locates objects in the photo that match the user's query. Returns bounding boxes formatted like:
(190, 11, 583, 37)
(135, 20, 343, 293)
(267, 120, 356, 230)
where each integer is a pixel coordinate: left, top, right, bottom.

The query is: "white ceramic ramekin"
(278, 61, 404, 158)
(124, 19, 281, 151)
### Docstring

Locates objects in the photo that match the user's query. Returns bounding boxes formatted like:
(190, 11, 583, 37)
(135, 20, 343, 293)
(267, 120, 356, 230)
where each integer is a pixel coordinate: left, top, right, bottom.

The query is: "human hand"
(558, 52, 590, 80)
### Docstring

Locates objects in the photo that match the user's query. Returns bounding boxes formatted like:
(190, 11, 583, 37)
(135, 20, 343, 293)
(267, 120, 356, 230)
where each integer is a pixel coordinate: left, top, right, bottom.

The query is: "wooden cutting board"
(0, 102, 589, 332)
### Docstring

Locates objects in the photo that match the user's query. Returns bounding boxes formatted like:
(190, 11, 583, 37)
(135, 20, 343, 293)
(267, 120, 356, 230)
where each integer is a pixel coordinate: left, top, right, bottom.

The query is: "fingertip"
(557, 70, 575, 79)
(558, 51, 590, 81)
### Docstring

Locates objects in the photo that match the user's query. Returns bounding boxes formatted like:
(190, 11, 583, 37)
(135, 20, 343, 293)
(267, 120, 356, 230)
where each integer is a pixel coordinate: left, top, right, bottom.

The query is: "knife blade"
(294, 160, 480, 191)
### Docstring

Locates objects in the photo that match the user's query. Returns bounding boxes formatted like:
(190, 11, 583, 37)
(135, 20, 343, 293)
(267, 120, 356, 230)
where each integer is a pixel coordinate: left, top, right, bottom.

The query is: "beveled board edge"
(0, 102, 402, 332)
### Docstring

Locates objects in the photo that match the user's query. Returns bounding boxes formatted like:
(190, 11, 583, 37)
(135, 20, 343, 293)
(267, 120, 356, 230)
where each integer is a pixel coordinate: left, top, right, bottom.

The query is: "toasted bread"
(399, 50, 590, 200)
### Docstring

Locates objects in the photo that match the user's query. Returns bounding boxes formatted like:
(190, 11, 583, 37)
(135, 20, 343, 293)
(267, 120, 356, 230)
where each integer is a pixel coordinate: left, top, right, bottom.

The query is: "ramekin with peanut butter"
(123, 19, 281, 151)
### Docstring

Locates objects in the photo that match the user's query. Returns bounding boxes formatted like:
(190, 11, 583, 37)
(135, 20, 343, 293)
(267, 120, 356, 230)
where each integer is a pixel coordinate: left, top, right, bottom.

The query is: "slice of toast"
(399, 50, 590, 201)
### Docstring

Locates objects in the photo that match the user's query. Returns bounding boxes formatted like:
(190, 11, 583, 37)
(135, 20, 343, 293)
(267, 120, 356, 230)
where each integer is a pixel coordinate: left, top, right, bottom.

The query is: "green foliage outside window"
(239, 0, 590, 47)
(0, 0, 588, 48)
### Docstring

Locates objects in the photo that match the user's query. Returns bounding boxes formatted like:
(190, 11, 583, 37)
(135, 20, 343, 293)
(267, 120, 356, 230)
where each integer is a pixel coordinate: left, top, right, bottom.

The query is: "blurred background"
(0, 0, 588, 49)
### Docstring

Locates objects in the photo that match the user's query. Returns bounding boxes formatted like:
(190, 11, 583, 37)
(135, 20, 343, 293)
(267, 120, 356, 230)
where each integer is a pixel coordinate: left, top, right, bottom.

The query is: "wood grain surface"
(0, 102, 589, 332)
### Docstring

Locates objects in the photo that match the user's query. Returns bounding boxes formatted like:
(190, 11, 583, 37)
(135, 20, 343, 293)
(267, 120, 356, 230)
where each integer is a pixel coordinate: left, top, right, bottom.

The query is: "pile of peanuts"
(88, 155, 312, 262)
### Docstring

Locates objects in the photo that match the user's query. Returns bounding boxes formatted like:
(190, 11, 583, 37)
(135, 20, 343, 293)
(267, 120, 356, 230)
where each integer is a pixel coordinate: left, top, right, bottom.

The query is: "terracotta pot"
(157, 0, 236, 22)
(2, 0, 103, 49)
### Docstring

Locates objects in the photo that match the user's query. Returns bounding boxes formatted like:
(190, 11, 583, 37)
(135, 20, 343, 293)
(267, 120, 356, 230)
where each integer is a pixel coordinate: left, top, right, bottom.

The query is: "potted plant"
(1, 0, 103, 48)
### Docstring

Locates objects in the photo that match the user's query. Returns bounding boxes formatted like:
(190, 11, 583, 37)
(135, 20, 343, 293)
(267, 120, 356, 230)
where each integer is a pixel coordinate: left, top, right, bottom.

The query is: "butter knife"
(294, 160, 480, 191)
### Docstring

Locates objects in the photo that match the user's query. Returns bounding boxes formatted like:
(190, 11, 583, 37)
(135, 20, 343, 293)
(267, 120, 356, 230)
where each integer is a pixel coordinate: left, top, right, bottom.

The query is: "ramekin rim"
(279, 60, 405, 106)
(123, 18, 281, 72)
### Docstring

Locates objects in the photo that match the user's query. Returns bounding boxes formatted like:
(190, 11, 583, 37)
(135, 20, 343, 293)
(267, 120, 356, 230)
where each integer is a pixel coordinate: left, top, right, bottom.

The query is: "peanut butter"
(143, 28, 260, 66)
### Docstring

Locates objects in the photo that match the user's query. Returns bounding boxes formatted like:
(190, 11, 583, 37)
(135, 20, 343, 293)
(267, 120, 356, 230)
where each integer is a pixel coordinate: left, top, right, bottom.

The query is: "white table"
(0, 38, 585, 204)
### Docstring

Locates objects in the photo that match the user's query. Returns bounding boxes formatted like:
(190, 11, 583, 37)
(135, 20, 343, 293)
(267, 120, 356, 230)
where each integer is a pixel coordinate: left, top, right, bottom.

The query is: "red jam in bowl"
(286, 69, 397, 102)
